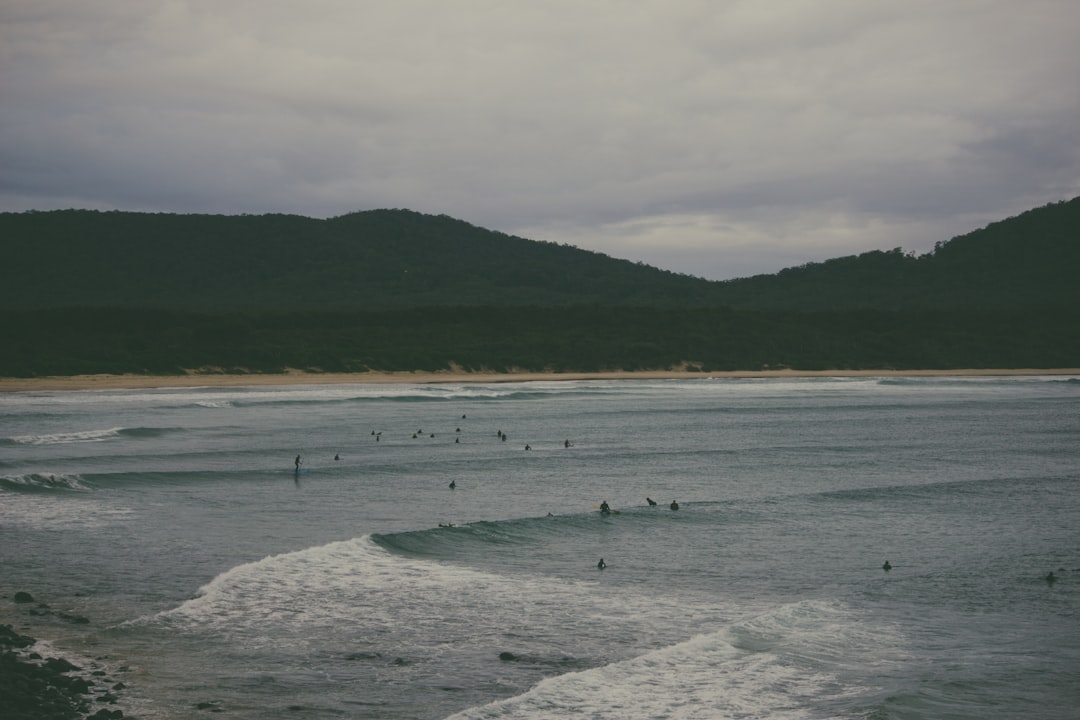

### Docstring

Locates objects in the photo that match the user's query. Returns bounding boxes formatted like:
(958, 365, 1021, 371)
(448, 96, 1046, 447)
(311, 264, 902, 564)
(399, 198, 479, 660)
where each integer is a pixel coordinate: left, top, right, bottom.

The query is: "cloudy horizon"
(3, 1, 1078, 280)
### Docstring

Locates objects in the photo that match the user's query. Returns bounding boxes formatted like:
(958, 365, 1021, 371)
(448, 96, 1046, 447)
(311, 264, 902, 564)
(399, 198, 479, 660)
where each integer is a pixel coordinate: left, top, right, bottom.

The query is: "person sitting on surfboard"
(600, 500, 611, 514)
(597, 558, 606, 570)
(670, 500, 679, 510)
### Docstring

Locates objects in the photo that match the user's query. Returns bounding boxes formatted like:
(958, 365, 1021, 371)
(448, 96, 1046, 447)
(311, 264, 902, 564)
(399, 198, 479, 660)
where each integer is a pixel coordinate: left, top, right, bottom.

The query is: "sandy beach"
(2, 368, 1077, 392)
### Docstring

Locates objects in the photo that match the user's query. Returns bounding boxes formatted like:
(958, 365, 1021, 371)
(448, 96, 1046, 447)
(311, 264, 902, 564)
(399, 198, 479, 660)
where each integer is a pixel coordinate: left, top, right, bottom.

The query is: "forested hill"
(2, 196, 1078, 312)
(1, 209, 722, 311)
(717, 196, 1080, 310)
(3, 199, 1078, 376)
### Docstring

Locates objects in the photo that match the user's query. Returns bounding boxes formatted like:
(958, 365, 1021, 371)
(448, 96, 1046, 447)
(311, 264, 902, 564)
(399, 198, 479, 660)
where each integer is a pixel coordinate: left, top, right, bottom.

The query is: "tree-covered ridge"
(1, 198, 1077, 377)
(3, 196, 1078, 313)
(1, 208, 723, 311)
(720, 197, 1080, 310)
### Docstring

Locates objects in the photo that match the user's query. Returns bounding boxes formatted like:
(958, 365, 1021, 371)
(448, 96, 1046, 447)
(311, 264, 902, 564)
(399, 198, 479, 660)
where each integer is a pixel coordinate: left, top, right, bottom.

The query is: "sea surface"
(2, 376, 1078, 719)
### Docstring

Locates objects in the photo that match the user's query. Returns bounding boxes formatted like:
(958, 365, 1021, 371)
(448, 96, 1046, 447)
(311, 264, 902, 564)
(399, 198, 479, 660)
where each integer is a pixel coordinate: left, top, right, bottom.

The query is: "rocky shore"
(2, 592, 129, 720)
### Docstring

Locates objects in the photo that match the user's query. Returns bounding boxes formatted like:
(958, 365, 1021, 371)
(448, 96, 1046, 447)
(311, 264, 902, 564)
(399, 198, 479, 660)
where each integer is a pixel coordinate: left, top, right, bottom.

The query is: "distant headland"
(3, 198, 1078, 379)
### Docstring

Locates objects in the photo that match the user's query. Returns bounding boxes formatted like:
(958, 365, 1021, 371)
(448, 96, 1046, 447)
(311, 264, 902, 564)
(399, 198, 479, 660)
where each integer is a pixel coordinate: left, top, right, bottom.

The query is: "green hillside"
(1, 209, 723, 311)
(3, 198, 1078, 312)
(1, 198, 1078, 377)
(715, 197, 1080, 310)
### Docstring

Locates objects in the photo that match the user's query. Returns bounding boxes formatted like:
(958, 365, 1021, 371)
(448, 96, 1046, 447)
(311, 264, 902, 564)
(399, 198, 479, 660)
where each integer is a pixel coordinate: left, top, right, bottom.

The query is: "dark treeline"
(719, 197, 1080, 310)
(5, 306, 1078, 377)
(4, 197, 1079, 313)
(2, 209, 724, 311)
(2, 197, 1078, 376)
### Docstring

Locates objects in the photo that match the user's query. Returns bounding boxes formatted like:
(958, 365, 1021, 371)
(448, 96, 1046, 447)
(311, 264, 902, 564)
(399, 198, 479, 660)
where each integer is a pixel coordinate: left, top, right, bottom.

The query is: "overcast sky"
(2, 1, 1078, 280)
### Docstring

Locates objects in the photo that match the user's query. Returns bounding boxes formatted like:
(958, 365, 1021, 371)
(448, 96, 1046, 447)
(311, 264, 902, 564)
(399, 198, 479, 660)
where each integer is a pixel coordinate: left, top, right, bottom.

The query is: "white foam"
(146, 542, 893, 718)
(193, 400, 233, 408)
(10, 427, 126, 445)
(149, 536, 718, 655)
(0, 491, 133, 529)
(0, 473, 139, 531)
(0, 472, 91, 491)
(446, 630, 830, 719)
(448, 600, 893, 720)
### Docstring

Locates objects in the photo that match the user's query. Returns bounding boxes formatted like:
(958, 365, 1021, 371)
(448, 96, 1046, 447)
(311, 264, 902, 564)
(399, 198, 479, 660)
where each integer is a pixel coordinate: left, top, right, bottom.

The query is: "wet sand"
(2, 368, 1077, 392)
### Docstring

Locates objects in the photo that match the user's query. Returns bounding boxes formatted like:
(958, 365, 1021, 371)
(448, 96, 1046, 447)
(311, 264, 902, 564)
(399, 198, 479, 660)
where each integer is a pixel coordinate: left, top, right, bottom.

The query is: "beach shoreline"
(2, 368, 1077, 392)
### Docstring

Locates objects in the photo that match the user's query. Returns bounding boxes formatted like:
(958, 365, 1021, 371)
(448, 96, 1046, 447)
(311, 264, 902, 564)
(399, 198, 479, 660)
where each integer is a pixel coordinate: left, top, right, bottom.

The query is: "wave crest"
(6, 426, 173, 445)
(0, 472, 91, 493)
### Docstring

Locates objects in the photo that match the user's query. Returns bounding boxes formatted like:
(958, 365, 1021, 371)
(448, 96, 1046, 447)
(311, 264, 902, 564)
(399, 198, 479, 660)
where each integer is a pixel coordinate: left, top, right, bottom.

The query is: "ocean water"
(2, 376, 1078, 719)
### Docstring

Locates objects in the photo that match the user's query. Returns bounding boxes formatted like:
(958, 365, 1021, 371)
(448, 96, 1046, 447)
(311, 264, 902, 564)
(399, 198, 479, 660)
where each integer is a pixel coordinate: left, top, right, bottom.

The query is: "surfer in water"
(647, 497, 657, 506)
(670, 500, 679, 510)
(294, 455, 301, 472)
(597, 558, 606, 570)
(883, 560, 892, 571)
(600, 500, 611, 515)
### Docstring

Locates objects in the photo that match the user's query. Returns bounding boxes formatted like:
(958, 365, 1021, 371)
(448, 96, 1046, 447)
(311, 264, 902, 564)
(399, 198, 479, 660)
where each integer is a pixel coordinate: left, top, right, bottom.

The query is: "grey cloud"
(2, 1, 1079, 279)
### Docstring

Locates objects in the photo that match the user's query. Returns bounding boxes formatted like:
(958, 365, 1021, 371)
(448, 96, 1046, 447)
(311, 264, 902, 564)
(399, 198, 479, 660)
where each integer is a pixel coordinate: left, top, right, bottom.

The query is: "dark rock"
(498, 651, 518, 661)
(0, 625, 131, 720)
(0, 624, 36, 649)
(44, 657, 80, 673)
(66, 677, 93, 695)
(1, 648, 84, 720)
(13, 591, 34, 604)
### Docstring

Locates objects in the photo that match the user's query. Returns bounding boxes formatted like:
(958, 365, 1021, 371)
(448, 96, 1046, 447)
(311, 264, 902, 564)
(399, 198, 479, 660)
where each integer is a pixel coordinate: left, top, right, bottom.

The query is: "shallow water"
(2, 376, 1078, 718)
